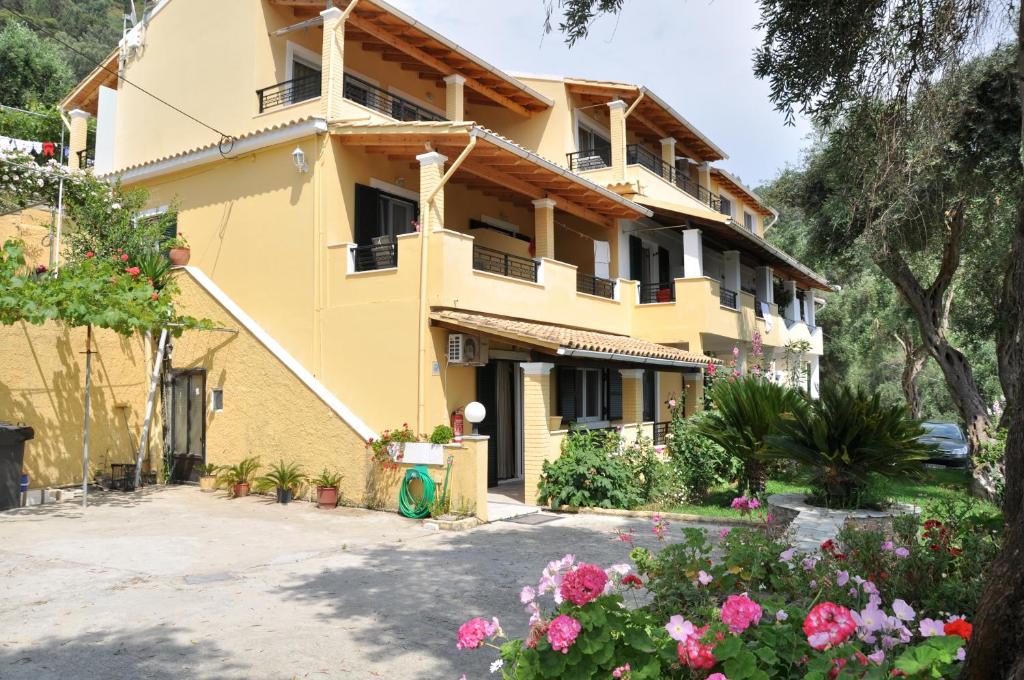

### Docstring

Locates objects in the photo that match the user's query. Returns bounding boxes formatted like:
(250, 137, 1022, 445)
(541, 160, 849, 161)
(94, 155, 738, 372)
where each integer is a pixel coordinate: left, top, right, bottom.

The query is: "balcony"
(343, 73, 445, 122)
(472, 244, 538, 282)
(351, 239, 398, 272)
(567, 147, 612, 172)
(719, 286, 738, 310)
(576, 271, 615, 299)
(257, 74, 321, 113)
(639, 281, 675, 304)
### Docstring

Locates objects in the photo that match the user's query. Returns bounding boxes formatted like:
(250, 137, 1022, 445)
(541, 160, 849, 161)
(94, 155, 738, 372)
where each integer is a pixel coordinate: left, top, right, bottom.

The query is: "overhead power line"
(0, 3, 235, 148)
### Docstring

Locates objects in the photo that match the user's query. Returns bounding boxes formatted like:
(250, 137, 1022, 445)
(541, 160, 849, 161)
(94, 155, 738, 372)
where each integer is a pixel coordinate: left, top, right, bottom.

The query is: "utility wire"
(0, 3, 236, 149)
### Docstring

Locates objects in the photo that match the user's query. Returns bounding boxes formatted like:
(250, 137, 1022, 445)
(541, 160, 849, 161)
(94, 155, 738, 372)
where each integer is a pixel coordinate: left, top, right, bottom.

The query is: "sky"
(386, 0, 813, 188)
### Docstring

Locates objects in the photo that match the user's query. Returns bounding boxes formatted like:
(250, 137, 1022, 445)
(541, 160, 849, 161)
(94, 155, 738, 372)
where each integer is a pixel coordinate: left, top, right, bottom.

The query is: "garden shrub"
(764, 384, 935, 508)
(537, 429, 641, 510)
(619, 433, 664, 504)
(975, 427, 1006, 504)
(665, 413, 737, 503)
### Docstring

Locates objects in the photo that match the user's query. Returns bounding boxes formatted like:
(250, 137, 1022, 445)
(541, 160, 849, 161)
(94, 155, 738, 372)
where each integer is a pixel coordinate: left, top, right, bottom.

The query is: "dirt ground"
(0, 486, 729, 679)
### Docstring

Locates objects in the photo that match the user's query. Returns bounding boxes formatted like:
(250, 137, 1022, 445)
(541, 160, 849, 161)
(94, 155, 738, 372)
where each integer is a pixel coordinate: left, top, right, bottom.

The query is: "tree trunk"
(893, 331, 927, 419)
(961, 12, 1024, 678)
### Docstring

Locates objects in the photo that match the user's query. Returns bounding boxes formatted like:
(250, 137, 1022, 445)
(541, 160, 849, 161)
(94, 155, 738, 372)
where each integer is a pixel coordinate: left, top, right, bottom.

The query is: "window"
(133, 206, 177, 252)
(576, 123, 611, 168)
(378, 193, 417, 238)
(719, 196, 733, 218)
(743, 211, 754, 232)
(557, 367, 619, 423)
(285, 43, 322, 105)
(210, 389, 224, 412)
(354, 183, 418, 245)
(642, 369, 656, 422)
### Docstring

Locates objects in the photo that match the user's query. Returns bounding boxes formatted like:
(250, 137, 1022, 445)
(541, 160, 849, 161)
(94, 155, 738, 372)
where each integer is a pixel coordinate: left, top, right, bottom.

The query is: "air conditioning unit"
(448, 333, 488, 366)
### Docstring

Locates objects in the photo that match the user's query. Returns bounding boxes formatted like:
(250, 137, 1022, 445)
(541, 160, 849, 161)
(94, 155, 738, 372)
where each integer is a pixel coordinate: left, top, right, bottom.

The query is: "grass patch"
(650, 467, 998, 519)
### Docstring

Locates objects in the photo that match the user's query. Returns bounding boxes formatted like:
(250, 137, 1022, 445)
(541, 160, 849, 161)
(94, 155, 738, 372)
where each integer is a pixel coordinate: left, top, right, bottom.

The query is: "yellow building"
(6, 0, 830, 514)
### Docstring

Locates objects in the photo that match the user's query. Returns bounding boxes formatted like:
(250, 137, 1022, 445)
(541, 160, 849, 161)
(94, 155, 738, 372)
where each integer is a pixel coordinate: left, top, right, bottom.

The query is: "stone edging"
(767, 493, 920, 518)
(556, 506, 764, 527)
(422, 516, 480, 532)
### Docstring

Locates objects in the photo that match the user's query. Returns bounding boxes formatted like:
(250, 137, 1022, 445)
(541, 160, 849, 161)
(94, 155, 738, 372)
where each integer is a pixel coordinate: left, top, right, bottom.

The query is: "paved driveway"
(0, 487, 728, 679)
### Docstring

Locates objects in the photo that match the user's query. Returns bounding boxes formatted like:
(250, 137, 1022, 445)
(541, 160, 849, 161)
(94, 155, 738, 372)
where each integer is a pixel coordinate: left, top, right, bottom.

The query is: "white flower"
(490, 659, 504, 673)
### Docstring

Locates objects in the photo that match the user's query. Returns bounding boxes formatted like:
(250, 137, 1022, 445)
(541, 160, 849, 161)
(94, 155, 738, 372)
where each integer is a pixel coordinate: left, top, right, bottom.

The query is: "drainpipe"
(54, 110, 72, 271)
(416, 132, 478, 433)
(339, 0, 361, 20)
(624, 88, 646, 118)
(764, 207, 780, 231)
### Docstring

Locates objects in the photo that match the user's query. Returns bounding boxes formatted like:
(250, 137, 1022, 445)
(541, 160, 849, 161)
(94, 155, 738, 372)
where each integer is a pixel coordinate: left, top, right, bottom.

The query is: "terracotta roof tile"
(430, 309, 719, 366)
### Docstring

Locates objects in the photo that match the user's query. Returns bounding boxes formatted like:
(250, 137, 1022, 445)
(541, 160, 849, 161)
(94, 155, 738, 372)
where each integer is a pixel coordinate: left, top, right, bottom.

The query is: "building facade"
(10, 0, 830, 512)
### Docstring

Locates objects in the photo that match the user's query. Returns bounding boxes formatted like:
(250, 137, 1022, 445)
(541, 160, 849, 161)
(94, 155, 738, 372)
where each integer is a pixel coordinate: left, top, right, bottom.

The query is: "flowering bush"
(366, 423, 417, 468)
(664, 404, 738, 503)
(457, 511, 987, 679)
(537, 429, 643, 510)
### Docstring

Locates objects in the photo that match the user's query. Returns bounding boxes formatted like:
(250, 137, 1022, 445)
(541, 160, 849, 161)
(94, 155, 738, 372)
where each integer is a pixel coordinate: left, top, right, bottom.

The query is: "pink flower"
(611, 663, 631, 678)
(666, 614, 697, 642)
(547, 614, 581, 653)
(667, 399, 677, 409)
(803, 602, 856, 650)
(120, 253, 129, 261)
(560, 562, 608, 606)
(719, 528, 730, 538)
(697, 570, 713, 586)
(519, 586, 535, 604)
(707, 362, 717, 376)
(708, 674, 729, 680)
(456, 617, 498, 650)
(722, 593, 763, 633)
(732, 346, 740, 357)
(894, 547, 910, 558)
(892, 599, 916, 622)
(678, 626, 716, 669)
(920, 618, 946, 637)
(836, 570, 849, 586)
(85, 251, 94, 258)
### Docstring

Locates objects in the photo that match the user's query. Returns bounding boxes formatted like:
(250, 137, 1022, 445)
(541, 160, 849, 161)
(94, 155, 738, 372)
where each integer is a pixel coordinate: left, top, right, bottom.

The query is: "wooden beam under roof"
(345, 13, 532, 117)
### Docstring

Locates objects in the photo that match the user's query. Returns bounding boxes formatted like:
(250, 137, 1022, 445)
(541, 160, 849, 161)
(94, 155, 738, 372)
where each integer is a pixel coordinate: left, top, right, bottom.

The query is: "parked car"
(919, 422, 969, 467)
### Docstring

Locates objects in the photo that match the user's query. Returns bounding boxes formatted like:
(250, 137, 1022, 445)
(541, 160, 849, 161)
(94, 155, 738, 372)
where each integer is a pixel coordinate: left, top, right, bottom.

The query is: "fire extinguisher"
(451, 409, 464, 442)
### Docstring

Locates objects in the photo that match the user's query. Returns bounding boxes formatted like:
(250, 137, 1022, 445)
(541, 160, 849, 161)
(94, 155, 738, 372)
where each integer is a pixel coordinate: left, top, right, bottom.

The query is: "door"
(476, 360, 522, 487)
(168, 370, 206, 483)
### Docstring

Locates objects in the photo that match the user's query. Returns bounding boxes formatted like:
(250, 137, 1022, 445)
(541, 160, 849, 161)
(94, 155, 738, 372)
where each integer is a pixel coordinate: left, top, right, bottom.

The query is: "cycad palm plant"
(255, 460, 307, 504)
(694, 377, 805, 495)
(764, 383, 934, 507)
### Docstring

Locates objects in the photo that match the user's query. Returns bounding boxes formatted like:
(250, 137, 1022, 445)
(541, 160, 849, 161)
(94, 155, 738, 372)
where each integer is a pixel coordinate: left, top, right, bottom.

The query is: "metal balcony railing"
(566, 147, 612, 172)
(754, 297, 767, 318)
(343, 73, 445, 122)
(75, 149, 94, 169)
(257, 74, 321, 113)
(639, 282, 674, 304)
(719, 286, 738, 309)
(472, 245, 537, 282)
(626, 144, 672, 179)
(576, 271, 615, 299)
(352, 240, 397, 272)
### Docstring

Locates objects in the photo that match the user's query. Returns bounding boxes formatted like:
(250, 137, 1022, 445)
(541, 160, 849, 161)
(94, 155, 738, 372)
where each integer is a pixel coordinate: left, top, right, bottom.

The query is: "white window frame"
(574, 109, 610, 151)
(481, 214, 520, 235)
(576, 367, 604, 423)
(743, 210, 754, 232)
(285, 41, 322, 81)
(719, 194, 734, 219)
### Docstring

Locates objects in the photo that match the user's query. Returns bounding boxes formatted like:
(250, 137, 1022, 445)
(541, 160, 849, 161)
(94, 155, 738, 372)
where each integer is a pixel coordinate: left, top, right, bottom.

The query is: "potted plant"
(311, 468, 344, 509)
(196, 463, 219, 492)
(216, 456, 260, 498)
(256, 460, 307, 504)
(429, 424, 454, 445)
(164, 232, 191, 266)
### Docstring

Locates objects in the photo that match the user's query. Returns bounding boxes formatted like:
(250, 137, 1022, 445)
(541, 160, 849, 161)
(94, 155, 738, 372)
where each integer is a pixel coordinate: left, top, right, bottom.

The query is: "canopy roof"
(430, 309, 719, 368)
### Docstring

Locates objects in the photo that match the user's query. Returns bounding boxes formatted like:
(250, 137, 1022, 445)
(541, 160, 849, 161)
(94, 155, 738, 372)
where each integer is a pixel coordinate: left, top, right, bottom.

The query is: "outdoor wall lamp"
(292, 146, 308, 174)
(464, 401, 486, 435)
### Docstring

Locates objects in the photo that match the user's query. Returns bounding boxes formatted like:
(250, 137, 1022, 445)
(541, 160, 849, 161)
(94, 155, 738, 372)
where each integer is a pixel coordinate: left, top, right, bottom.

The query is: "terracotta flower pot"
(232, 482, 250, 498)
(317, 485, 339, 509)
(199, 475, 217, 492)
(169, 247, 191, 266)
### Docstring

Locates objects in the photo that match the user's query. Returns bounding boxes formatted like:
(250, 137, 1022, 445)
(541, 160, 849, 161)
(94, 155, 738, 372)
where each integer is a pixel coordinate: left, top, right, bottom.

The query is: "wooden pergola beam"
(345, 13, 533, 117)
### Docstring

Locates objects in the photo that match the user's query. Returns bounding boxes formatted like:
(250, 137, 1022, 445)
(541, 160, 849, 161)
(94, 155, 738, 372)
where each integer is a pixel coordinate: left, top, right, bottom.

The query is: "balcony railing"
(576, 271, 615, 299)
(639, 281, 674, 304)
(754, 297, 767, 318)
(566, 147, 612, 172)
(653, 421, 670, 446)
(626, 144, 672, 179)
(257, 74, 321, 113)
(76, 149, 94, 169)
(472, 245, 537, 282)
(719, 286, 738, 309)
(343, 73, 445, 122)
(352, 240, 398, 272)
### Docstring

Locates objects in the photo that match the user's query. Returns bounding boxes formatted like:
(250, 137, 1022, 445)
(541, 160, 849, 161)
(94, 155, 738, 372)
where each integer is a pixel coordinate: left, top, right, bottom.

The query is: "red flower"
(120, 253, 129, 261)
(944, 619, 972, 641)
(125, 266, 141, 278)
(150, 292, 158, 301)
(948, 547, 963, 557)
(930, 544, 941, 552)
(828, 658, 847, 679)
(85, 251, 95, 258)
(833, 553, 847, 561)
(923, 519, 943, 530)
(622, 574, 643, 588)
(820, 539, 837, 554)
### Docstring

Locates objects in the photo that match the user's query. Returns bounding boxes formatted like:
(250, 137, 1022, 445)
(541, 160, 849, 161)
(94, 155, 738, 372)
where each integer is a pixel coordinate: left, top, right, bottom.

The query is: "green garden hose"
(398, 465, 435, 519)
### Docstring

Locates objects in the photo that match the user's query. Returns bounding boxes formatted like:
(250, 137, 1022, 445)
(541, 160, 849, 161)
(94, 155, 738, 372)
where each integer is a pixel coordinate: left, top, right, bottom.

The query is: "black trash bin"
(0, 423, 34, 511)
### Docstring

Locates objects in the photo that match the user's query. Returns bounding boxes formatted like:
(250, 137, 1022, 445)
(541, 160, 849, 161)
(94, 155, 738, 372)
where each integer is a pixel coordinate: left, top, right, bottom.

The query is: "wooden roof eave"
(60, 48, 120, 115)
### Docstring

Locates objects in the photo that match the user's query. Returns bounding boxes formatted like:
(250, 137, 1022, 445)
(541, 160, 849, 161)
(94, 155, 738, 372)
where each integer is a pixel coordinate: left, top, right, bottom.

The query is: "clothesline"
(0, 135, 63, 159)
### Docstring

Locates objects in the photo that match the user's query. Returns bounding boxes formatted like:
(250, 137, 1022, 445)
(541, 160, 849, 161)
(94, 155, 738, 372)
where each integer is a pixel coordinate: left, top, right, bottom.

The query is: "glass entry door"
(167, 369, 206, 483)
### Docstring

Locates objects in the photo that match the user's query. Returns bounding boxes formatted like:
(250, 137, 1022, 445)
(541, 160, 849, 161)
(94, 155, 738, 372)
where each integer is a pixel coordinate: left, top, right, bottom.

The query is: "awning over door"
(430, 309, 719, 368)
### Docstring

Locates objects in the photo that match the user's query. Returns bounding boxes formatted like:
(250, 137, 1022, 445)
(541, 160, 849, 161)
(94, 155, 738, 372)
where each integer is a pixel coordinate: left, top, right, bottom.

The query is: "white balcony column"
(682, 229, 703, 278)
(806, 294, 817, 327)
(608, 99, 627, 180)
(698, 161, 712, 192)
(755, 266, 774, 305)
(723, 250, 741, 295)
(532, 198, 556, 260)
(320, 7, 346, 119)
(783, 280, 799, 322)
(809, 355, 821, 398)
(659, 137, 676, 169)
(68, 109, 90, 170)
(443, 74, 466, 121)
(417, 151, 447, 231)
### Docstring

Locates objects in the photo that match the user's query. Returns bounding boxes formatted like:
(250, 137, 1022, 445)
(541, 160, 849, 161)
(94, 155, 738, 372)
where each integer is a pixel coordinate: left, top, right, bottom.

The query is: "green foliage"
(764, 383, 933, 508)
(542, 0, 625, 46)
(132, 251, 172, 290)
(618, 432, 662, 504)
(665, 412, 737, 503)
(310, 467, 344, 489)
(194, 463, 219, 477)
(215, 457, 260, 490)
(0, 104, 63, 149)
(255, 460, 307, 494)
(367, 424, 418, 468)
(695, 377, 805, 495)
(537, 428, 640, 510)
(429, 424, 454, 445)
(0, 19, 74, 107)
